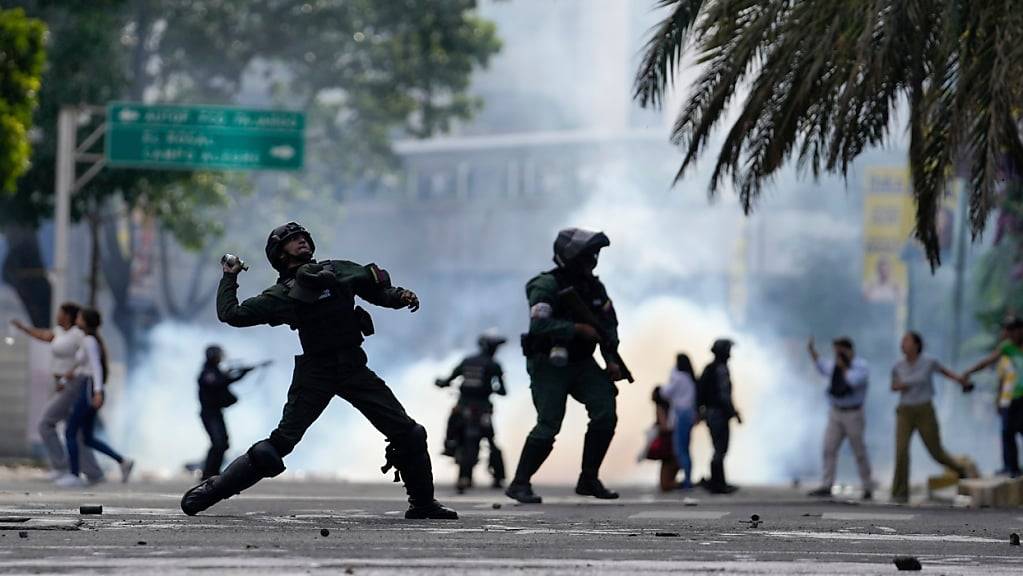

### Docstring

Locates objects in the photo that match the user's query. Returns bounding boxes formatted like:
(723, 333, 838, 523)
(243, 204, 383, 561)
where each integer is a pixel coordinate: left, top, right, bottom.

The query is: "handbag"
(644, 429, 674, 461)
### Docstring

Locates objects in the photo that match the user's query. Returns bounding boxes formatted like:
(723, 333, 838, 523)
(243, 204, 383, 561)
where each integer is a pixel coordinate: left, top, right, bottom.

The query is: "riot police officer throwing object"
(180, 222, 457, 520)
(436, 333, 508, 493)
(196, 345, 269, 480)
(506, 228, 632, 504)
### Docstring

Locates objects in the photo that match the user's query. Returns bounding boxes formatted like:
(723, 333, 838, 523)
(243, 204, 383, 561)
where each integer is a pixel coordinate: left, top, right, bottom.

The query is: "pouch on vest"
(356, 306, 375, 336)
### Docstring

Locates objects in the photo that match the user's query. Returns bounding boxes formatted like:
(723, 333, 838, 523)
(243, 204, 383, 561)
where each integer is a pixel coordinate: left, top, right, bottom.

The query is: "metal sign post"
(51, 105, 107, 320)
(50, 102, 304, 321)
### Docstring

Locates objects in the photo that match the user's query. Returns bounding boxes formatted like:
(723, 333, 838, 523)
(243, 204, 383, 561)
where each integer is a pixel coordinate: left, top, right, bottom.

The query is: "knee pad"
(247, 440, 286, 478)
(529, 423, 560, 443)
(392, 422, 428, 452)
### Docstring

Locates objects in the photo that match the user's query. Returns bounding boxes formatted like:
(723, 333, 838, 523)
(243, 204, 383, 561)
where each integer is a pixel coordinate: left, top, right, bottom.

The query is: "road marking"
(3, 556, 1022, 575)
(821, 512, 915, 521)
(629, 511, 731, 520)
(0, 518, 81, 530)
(458, 510, 546, 517)
(754, 530, 1004, 544)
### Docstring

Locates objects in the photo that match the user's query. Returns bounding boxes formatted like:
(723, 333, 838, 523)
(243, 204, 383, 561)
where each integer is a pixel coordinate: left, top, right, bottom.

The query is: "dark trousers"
(448, 403, 504, 483)
(201, 408, 229, 479)
(267, 350, 418, 457)
(705, 408, 730, 486)
(66, 381, 123, 476)
(1002, 399, 1023, 473)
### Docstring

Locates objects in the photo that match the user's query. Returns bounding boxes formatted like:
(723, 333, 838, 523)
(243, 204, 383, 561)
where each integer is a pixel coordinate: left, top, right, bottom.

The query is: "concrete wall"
(0, 336, 31, 458)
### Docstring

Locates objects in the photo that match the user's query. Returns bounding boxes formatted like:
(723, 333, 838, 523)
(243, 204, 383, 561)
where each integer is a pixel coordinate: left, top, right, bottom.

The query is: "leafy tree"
(0, 8, 46, 325)
(634, 0, 1023, 267)
(0, 8, 44, 194)
(2, 1, 499, 354)
(973, 180, 1023, 334)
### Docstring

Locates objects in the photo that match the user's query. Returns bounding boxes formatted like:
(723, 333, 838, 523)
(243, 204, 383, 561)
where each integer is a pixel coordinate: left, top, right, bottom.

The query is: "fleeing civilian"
(890, 331, 972, 503)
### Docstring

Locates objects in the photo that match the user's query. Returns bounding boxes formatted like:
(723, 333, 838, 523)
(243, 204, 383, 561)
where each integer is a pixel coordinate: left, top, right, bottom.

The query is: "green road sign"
(106, 103, 304, 171)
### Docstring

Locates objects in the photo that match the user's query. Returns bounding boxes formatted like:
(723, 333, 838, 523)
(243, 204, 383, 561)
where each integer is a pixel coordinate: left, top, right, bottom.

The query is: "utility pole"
(950, 180, 969, 366)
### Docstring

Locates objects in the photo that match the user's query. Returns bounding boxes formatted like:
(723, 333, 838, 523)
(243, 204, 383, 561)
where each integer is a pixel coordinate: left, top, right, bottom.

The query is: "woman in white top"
(56, 308, 133, 487)
(660, 353, 698, 490)
(10, 302, 103, 481)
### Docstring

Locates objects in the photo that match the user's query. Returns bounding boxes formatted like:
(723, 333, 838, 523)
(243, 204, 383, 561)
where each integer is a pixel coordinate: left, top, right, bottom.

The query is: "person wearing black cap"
(180, 222, 457, 520)
(505, 228, 631, 504)
(963, 316, 1023, 476)
(807, 336, 875, 499)
(435, 332, 508, 492)
(196, 345, 267, 480)
(697, 339, 741, 494)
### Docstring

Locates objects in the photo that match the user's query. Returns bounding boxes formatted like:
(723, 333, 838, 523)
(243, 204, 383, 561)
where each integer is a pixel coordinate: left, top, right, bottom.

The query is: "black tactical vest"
(550, 268, 609, 360)
(286, 279, 364, 355)
(457, 353, 499, 403)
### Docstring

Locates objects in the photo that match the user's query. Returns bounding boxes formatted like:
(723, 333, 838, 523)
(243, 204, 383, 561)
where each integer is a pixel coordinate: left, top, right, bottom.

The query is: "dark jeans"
(705, 408, 731, 486)
(201, 408, 229, 479)
(66, 380, 123, 476)
(1002, 399, 1023, 473)
(267, 350, 419, 457)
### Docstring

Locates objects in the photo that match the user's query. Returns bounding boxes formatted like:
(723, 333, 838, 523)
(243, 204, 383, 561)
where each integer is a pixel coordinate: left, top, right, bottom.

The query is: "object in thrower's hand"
(4, 322, 15, 346)
(220, 253, 249, 271)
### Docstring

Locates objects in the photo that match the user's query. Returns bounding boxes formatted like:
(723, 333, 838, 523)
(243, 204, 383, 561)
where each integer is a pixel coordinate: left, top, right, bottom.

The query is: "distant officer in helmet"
(435, 332, 508, 492)
(180, 222, 457, 520)
(506, 228, 632, 504)
(195, 345, 268, 480)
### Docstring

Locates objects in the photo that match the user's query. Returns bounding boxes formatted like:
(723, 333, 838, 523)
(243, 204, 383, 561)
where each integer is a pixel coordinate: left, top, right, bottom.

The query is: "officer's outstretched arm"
(354, 263, 419, 312)
(216, 273, 277, 327)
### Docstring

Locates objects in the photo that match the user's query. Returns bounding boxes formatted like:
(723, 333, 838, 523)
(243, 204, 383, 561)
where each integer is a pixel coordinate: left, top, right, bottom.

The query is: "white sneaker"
(119, 459, 135, 483)
(54, 473, 86, 488)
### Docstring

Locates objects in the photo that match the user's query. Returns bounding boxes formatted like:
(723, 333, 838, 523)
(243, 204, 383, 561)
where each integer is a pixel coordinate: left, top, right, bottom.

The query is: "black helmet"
(478, 332, 507, 352)
(553, 228, 610, 268)
(265, 222, 315, 271)
(711, 338, 734, 357)
(205, 345, 223, 362)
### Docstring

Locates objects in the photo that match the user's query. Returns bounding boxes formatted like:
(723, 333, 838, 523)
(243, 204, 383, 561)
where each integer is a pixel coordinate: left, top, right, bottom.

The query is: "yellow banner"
(862, 168, 912, 303)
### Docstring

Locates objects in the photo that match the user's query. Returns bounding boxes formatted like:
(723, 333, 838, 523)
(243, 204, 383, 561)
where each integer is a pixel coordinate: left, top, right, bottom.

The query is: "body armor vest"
(457, 354, 498, 404)
(287, 279, 364, 355)
(550, 269, 608, 360)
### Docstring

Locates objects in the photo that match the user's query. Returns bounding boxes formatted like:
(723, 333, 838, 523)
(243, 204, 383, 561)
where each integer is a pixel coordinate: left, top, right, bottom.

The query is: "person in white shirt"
(659, 353, 698, 490)
(10, 302, 104, 482)
(55, 308, 133, 488)
(806, 336, 875, 500)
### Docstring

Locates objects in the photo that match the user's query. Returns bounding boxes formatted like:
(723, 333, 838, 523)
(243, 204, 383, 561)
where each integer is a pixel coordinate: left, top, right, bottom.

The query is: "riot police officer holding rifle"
(506, 228, 631, 504)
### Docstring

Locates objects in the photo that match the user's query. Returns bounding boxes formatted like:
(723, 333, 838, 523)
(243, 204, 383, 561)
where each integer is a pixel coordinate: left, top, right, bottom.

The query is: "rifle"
(557, 287, 634, 383)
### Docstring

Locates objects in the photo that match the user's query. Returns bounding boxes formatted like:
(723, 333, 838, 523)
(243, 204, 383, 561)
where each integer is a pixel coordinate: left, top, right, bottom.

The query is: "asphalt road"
(2, 475, 1023, 575)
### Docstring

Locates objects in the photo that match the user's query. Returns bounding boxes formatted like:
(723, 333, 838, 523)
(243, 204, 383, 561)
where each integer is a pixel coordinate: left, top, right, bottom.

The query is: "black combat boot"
(489, 445, 506, 489)
(181, 453, 261, 516)
(505, 437, 554, 504)
(386, 425, 458, 520)
(575, 474, 619, 499)
(574, 428, 618, 499)
(704, 456, 738, 494)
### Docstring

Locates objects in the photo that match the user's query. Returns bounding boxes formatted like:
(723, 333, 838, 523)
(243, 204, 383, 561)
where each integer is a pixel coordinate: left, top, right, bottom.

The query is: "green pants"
(892, 402, 962, 500)
(525, 357, 618, 443)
